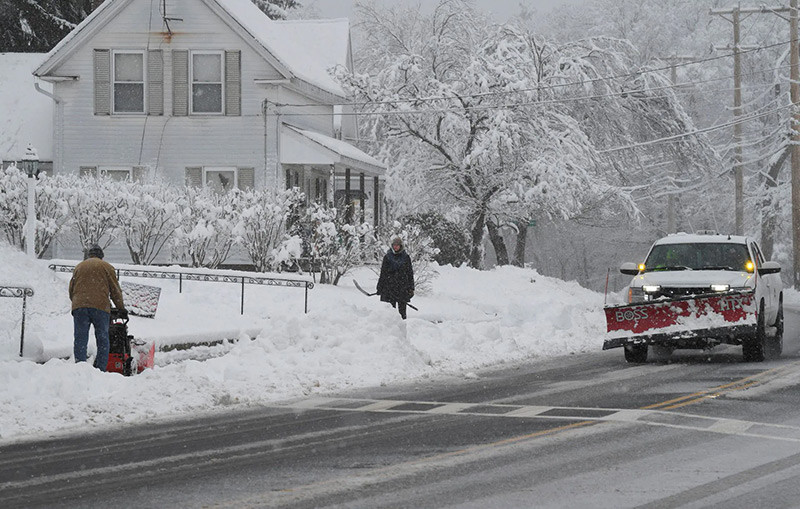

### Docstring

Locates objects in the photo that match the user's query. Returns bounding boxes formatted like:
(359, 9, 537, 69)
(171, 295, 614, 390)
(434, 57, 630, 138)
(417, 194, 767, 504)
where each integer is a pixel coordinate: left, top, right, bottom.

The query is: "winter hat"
(86, 244, 104, 259)
(391, 237, 403, 249)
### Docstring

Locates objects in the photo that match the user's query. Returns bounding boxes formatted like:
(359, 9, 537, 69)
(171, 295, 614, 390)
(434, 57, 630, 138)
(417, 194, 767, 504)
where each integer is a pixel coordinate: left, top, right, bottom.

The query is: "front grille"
(650, 287, 713, 300)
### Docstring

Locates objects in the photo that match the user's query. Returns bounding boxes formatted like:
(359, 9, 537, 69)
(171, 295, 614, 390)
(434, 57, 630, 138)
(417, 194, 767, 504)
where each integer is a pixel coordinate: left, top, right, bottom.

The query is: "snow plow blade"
(603, 291, 757, 350)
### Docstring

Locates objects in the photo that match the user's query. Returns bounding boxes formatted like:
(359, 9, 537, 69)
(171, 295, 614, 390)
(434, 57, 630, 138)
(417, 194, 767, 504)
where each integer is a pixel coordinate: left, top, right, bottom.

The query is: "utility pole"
(711, 5, 789, 236)
(791, 0, 800, 285)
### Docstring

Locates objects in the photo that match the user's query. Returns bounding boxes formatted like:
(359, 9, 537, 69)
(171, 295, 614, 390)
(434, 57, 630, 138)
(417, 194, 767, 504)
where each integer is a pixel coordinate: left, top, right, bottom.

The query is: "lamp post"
(21, 143, 39, 258)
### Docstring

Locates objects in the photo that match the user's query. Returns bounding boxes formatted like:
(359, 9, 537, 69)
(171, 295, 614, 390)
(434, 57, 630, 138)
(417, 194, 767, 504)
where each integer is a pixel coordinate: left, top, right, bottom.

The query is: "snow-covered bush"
(63, 175, 124, 251)
(0, 165, 69, 257)
(401, 212, 469, 267)
(238, 188, 304, 272)
(0, 164, 28, 250)
(117, 180, 182, 265)
(376, 221, 439, 294)
(297, 204, 377, 285)
(172, 187, 239, 268)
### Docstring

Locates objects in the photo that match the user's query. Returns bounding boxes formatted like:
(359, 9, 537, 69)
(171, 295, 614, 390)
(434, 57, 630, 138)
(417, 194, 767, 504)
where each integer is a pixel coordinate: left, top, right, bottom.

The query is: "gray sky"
(307, 0, 586, 22)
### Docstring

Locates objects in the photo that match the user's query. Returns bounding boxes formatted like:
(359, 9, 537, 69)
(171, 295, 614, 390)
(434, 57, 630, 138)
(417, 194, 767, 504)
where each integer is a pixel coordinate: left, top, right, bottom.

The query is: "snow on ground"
(8, 241, 789, 443)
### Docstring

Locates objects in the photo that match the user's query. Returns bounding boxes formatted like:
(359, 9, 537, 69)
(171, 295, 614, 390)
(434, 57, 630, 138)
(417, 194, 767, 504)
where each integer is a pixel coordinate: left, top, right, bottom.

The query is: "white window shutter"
(80, 166, 98, 177)
(172, 50, 189, 116)
(225, 51, 241, 116)
(148, 50, 163, 116)
(237, 167, 254, 190)
(93, 49, 111, 115)
(185, 167, 202, 187)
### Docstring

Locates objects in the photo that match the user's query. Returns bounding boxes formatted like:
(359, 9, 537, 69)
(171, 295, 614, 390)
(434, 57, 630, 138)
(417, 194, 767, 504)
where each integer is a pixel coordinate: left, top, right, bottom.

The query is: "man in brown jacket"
(69, 245, 126, 371)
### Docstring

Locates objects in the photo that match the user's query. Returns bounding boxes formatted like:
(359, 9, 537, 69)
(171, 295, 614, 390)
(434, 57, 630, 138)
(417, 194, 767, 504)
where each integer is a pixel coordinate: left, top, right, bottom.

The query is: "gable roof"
(213, 0, 350, 98)
(0, 53, 53, 161)
(35, 0, 351, 100)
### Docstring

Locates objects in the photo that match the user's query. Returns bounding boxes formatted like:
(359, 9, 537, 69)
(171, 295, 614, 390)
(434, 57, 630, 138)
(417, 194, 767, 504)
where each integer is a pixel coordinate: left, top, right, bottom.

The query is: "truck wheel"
(743, 302, 766, 362)
(768, 299, 784, 358)
(624, 344, 648, 363)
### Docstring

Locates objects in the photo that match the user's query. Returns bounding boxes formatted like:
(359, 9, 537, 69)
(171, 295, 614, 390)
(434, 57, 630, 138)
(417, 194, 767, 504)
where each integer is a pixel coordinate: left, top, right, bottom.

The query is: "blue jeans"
(73, 308, 110, 371)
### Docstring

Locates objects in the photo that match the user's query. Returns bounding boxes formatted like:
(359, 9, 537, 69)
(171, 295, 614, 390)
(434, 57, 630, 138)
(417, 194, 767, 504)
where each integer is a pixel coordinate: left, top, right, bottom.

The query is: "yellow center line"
(641, 365, 784, 410)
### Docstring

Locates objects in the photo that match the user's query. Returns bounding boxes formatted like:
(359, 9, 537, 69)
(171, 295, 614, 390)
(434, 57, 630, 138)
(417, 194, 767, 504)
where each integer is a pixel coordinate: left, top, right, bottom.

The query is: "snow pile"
(0, 243, 607, 441)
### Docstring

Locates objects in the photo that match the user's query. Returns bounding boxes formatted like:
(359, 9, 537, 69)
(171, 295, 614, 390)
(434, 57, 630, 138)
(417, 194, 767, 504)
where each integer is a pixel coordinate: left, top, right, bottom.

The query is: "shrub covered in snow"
(0, 165, 70, 257)
(237, 188, 304, 272)
(296, 204, 377, 285)
(117, 180, 183, 265)
(171, 187, 239, 268)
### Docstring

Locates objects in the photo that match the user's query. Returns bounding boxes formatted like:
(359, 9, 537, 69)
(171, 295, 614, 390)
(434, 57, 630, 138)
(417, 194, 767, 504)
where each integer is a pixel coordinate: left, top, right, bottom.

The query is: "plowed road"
(3, 308, 800, 508)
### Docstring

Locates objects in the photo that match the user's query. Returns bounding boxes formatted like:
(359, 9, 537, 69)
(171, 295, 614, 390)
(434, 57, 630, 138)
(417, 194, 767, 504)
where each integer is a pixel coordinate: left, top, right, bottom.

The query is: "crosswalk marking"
(276, 396, 800, 443)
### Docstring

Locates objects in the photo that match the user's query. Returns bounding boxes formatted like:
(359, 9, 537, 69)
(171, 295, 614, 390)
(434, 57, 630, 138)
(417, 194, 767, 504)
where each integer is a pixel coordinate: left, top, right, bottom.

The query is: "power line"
(270, 61, 796, 115)
(597, 102, 794, 154)
(276, 39, 795, 110)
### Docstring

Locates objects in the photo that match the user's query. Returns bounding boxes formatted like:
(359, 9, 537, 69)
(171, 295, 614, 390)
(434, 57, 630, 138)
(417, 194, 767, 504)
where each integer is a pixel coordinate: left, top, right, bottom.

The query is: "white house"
(32, 0, 385, 260)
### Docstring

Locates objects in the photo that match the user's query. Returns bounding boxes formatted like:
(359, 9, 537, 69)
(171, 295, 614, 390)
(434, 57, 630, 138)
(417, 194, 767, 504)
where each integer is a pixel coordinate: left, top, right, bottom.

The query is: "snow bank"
(1, 243, 608, 441)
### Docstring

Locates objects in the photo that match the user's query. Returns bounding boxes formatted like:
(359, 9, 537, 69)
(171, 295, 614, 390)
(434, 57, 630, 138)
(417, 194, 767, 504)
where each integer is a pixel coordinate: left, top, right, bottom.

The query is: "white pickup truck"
(605, 233, 783, 363)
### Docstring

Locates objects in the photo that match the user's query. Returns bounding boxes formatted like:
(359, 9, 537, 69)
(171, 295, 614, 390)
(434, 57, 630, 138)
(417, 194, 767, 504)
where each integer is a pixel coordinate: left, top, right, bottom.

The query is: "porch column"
(359, 172, 365, 224)
(345, 168, 352, 223)
(373, 176, 379, 227)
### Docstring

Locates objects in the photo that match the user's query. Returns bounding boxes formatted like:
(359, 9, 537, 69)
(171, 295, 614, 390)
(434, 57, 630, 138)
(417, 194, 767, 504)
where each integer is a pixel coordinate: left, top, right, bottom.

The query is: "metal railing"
(1, 286, 34, 357)
(49, 265, 314, 314)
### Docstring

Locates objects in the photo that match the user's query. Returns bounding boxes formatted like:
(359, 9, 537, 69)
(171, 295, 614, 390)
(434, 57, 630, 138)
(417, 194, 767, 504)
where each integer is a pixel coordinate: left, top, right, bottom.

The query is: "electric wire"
(274, 39, 796, 110)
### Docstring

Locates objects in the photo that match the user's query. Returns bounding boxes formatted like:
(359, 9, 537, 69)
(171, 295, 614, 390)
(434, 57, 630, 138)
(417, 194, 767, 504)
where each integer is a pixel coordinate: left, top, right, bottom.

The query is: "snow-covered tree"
(172, 187, 239, 269)
(117, 180, 182, 265)
(341, 0, 714, 269)
(237, 188, 304, 272)
(64, 176, 122, 251)
(298, 204, 375, 285)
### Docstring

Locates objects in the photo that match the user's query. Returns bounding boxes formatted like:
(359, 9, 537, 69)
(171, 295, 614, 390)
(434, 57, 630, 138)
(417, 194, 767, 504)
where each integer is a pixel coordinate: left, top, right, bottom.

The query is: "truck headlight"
(711, 284, 729, 292)
(628, 287, 645, 303)
(642, 285, 661, 293)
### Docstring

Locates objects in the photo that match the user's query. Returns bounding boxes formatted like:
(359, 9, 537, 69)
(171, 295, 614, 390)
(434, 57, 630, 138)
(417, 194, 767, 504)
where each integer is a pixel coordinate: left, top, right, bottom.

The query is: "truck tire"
(743, 301, 767, 362)
(768, 298, 784, 358)
(624, 344, 648, 363)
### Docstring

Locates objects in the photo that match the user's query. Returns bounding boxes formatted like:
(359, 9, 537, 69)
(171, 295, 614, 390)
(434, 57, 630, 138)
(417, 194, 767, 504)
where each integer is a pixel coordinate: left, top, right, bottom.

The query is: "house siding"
(50, 0, 286, 191)
(41, 0, 374, 263)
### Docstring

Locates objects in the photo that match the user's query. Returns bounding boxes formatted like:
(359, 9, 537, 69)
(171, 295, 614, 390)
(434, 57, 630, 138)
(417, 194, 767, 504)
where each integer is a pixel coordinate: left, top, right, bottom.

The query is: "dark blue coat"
(377, 248, 414, 303)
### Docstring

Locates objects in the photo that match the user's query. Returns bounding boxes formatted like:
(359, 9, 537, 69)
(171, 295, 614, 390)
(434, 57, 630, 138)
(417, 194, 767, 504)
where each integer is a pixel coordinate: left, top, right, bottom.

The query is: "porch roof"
(280, 125, 385, 177)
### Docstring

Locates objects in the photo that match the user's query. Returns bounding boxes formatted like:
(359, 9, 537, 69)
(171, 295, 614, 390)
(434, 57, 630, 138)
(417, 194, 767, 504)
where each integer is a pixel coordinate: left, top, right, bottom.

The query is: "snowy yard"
(0, 243, 608, 441)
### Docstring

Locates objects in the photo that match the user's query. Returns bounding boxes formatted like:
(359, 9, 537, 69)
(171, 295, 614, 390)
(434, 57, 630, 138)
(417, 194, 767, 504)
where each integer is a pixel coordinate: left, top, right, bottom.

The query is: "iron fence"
(49, 265, 314, 314)
(1, 286, 34, 356)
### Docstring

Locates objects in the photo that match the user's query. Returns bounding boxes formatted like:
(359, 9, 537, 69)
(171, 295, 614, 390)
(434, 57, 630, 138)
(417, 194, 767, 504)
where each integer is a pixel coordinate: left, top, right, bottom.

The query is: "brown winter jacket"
(68, 257, 125, 313)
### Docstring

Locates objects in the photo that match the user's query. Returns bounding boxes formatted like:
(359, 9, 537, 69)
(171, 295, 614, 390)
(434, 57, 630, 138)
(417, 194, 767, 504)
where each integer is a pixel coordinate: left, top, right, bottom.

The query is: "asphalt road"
(3, 308, 800, 508)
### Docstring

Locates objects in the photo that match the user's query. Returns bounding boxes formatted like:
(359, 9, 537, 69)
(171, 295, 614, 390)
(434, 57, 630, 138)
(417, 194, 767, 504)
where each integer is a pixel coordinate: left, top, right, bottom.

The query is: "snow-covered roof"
(36, 0, 351, 99)
(0, 53, 53, 161)
(654, 233, 748, 245)
(282, 125, 385, 175)
(217, 0, 350, 97)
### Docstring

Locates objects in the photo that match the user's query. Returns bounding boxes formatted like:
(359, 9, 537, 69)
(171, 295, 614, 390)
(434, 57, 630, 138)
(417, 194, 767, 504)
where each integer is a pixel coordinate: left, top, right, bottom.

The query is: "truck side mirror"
(620, 262, 640, 276)
(758, 261, 781, 275)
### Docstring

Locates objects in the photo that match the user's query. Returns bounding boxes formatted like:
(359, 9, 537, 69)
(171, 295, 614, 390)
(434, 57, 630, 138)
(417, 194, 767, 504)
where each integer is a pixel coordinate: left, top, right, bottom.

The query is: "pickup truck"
(604, 233, 783, 363)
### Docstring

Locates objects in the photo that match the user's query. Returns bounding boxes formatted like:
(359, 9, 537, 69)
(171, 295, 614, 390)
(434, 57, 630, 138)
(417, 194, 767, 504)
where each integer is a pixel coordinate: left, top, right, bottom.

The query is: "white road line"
(276, 397, 800, 443)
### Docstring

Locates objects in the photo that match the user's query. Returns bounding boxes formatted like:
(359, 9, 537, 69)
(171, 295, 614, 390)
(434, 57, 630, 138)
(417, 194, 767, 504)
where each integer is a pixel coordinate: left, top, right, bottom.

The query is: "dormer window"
(112, 51, 145, 113)
(191, 51, 224, 114)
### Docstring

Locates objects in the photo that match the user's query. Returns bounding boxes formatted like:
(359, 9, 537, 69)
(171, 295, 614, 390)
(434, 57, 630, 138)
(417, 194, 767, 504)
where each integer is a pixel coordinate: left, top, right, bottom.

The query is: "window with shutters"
(191, 51, 224, 114)
(99, 166, 138, 182)
(205, 166, 236, 193)
(112, 51, 145, 113)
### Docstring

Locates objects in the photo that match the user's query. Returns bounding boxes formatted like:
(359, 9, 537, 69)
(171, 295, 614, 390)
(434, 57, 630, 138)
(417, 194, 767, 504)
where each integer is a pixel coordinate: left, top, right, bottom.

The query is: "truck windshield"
(644, 243, 750, 272)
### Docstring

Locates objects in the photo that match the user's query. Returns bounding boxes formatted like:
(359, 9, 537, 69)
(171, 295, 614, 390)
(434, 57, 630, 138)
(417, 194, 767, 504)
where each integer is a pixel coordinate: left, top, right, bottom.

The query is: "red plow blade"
(603, 291, 756, 350)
